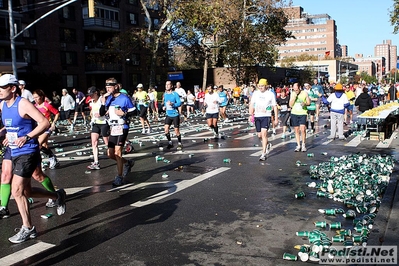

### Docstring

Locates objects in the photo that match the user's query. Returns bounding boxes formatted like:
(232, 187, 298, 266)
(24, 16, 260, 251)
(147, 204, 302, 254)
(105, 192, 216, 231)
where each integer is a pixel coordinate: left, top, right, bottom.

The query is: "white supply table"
(357, 105, 399, 135)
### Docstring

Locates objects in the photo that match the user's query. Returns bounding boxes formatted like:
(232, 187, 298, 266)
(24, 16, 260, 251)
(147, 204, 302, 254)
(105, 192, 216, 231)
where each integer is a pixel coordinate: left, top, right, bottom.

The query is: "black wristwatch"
(24, 135, 32, 142)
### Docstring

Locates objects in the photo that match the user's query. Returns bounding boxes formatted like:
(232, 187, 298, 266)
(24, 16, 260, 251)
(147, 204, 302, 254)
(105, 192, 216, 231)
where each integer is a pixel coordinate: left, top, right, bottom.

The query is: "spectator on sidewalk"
(323, 83, 349, 140)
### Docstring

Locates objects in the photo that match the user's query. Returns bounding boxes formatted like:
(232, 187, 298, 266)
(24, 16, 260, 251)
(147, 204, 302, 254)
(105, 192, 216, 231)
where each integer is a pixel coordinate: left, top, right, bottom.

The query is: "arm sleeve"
(174, 93, 182, 107)
(45, 102, 59, 115)
(321, 95, 329, 105)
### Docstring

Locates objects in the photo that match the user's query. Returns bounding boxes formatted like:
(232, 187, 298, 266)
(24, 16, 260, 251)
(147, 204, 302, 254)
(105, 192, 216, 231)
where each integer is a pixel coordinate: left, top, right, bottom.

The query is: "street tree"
(389, 0, 399, 33)
(171, 0, 292, 88)
(221, 0, 293, 84)
(171, 0, 232, 89)
(100, 0, 174, 87)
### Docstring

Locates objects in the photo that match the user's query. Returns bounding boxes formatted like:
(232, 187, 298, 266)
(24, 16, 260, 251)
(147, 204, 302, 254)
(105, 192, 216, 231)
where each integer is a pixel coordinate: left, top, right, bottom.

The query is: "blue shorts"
(290, 114, 307, 127)
(346, 105, 354, 111)
(255, 116, 271, 132)
(3, 146, 11, 160)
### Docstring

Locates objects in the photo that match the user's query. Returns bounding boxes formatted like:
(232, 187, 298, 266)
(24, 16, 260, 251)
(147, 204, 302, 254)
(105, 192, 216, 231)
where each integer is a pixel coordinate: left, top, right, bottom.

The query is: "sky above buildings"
(291, 0, 399, 57)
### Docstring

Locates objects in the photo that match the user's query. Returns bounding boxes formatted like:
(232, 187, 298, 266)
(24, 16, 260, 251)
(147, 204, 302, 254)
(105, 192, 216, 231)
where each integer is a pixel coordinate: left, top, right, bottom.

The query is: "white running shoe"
(49, 157, 60, 169)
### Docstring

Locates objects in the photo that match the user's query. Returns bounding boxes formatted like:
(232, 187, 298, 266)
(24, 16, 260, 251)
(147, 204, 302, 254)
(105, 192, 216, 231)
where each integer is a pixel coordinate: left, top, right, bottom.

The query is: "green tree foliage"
(359, 71, 377, 84)
(220, 0, 293, 84)
(171, 0, 293, 87)
(99, 0, 173, 87)
(171, 0, 232, 89)
(390, 0, 399, 33)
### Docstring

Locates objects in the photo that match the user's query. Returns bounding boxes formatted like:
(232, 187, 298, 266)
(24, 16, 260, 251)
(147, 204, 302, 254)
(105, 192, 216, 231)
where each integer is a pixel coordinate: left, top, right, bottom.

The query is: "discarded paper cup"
(314, 221, 327, 228)
(329, 222, 341, 229)
(295, 191, 306, 199)
(282, 253, 297, 261)
(41, 213, 53, 219)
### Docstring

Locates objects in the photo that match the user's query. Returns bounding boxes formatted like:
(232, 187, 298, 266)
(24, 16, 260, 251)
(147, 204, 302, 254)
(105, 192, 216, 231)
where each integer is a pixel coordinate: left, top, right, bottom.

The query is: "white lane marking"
(0, 242, 55, 266)
(191, 126, 240, 137)
(346, 135, 362, 147)
(130, 167, 230, 207)
(250, 137, 297, 156)
(107, 181, 174, 192)
(236, 134, 256, 140)
(163, 147, 261, 156)
(61, 182, 175, 195)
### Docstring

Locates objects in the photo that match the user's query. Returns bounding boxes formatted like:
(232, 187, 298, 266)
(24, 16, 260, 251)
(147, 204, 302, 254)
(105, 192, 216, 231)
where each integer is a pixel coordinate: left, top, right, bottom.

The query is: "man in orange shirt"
(232, 85, 241, 105)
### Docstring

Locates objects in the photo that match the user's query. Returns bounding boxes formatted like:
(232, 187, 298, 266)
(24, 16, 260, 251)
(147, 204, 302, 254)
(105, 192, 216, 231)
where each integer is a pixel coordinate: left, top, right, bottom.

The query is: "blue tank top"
(2, 97, 39, 156)
(218, 91, 228, 106)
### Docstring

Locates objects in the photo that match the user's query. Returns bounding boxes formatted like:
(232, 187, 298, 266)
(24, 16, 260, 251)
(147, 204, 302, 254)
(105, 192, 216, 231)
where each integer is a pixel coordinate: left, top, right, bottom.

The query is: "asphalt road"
(0, 108, 398, 266)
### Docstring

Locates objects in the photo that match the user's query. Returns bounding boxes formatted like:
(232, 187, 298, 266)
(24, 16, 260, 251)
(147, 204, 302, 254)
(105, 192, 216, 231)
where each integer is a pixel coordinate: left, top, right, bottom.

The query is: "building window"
(62, 75, 78, 88)
(97, 8, 119, 21)
(60, 28, 76, 43)
(60, 6, 76, 20)
(23, 49, 38, 64)
(61, 51, 77, 65)
(128, 13, 138, 25)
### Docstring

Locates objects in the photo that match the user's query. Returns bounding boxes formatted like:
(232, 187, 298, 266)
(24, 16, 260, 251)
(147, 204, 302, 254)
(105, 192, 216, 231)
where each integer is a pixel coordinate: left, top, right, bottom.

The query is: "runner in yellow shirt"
(232, 86, 241, 105)
(344, 84, 356, 125)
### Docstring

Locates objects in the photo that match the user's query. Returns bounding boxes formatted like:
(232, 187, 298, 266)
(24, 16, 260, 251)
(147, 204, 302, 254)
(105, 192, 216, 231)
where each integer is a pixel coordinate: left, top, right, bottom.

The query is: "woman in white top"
(86, 87, 110, 170)
(204, 85, 222, 138)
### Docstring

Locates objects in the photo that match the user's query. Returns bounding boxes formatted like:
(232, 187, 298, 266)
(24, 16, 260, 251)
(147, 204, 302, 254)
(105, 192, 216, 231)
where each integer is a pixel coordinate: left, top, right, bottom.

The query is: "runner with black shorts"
(163, 81, 182, 150)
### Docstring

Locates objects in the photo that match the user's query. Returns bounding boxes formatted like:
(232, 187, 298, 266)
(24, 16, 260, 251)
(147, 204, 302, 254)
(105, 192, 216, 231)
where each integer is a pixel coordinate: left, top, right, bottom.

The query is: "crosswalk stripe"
(0, 242, 55, 266)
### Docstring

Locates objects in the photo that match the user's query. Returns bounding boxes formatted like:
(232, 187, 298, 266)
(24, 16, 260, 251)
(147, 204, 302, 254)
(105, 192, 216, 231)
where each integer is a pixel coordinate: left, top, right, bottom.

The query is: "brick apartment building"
(0, 0, 168, 95)
(278, 6, 338, 60)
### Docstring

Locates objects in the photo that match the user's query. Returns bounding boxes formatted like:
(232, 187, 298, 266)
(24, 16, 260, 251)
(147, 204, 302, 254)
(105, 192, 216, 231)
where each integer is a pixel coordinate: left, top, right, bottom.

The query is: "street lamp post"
(8, 0, 77, 77)
(317, 54, 320, 82)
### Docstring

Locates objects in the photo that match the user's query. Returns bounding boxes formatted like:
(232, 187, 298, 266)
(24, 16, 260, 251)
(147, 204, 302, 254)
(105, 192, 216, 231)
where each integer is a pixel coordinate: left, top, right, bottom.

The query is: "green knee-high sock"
(41, 176, 56, 192)
(1, 184, 11, 207)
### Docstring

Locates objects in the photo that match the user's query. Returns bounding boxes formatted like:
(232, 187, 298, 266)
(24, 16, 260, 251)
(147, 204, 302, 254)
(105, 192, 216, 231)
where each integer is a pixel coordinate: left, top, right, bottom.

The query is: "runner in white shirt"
(186, 89, 196, 119)
(204, 85, 222, 138)
(248, 78, 278, 161)
(174, 82, 186, 116)
(86, 87, 110, 170)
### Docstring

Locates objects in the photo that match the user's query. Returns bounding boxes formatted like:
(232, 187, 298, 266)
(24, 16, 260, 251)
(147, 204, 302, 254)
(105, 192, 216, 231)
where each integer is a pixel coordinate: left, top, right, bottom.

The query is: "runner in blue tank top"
(0, 74, 66, 244)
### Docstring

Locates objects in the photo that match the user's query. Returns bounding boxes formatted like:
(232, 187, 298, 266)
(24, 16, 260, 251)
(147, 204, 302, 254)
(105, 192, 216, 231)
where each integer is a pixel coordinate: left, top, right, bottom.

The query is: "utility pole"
(8, 0, 77, 78)
(8, 0, 17, 77)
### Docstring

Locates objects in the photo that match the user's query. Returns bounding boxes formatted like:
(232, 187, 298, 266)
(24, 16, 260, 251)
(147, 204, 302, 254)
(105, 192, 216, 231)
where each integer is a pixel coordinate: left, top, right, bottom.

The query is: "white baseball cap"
(0, 74, 19, 87)
(137, 83, 143, 88)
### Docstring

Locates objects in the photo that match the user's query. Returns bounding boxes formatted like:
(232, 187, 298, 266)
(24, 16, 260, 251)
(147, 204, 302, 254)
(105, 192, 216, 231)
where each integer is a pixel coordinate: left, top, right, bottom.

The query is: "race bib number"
(6, 132, 18, 149)
(110, 125, 123, 136)
(281, 105, 288, 112)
